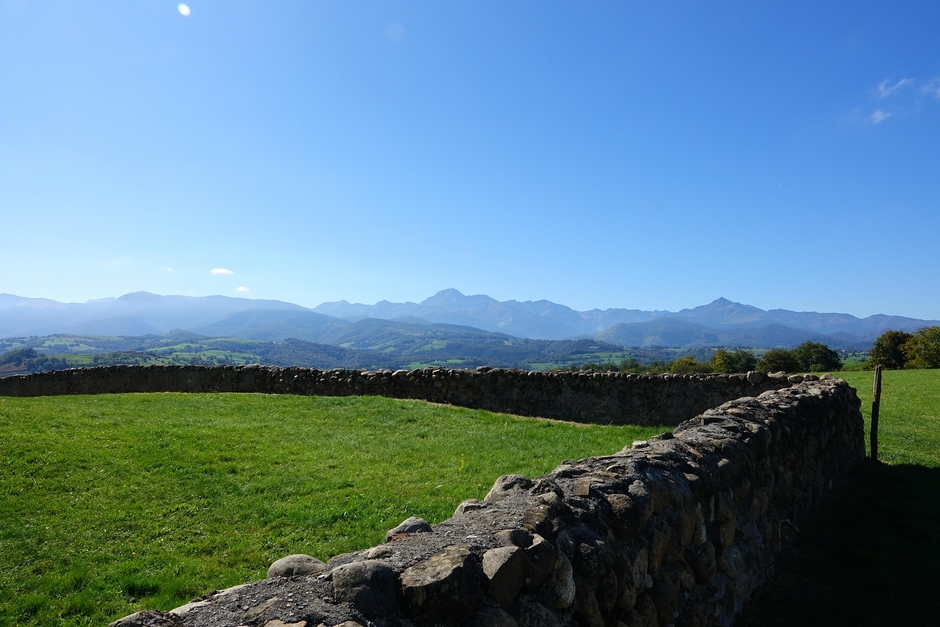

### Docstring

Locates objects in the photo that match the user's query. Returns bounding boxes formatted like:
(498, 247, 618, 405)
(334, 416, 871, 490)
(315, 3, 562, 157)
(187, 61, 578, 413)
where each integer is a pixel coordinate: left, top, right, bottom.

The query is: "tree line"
(570, 341, 843, 374)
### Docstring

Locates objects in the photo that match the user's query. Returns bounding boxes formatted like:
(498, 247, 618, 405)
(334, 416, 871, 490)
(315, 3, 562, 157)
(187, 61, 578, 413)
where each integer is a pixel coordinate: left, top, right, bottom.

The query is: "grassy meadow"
(0, 393, 664, 626)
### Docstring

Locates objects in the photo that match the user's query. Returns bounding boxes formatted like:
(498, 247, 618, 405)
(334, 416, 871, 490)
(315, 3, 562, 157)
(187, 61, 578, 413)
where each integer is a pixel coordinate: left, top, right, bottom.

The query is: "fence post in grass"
(871, 365, 882, 461)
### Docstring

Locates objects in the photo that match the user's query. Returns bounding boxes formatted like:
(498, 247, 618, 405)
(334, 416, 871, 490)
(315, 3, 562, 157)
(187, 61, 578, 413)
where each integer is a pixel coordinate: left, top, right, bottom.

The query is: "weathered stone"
(485, 474, 533, 503)
(455, 498, 487, 516)
(649, 575, 679, 624)
(263, 621, 308, 627)
(386, 516, 432, 540)
(570, 527, 614, 579)
(493, 528, 533, 548)
(522, 503, 556, 536)
(365, 545, 394, 559)
(167, 600, 209, 616)
(267, 554, 326, 578)
(517, 601, 562, 627)
(244, 597, 279, 621)
(574, 582, 605, 627)
(572, 477, 592, 496)
(482, 546, 526, 607)
(108, 611, 184, 627)
(468, 606, 519, 627)
(400, 545, 480, 621)
(522, 533, 556, 589)
(595, 568, 620, 615)
(633, 594, 659, 627)
(550, 552, 576, 609)
(332, 560, 398, 617)
(626, 480, 654, 526)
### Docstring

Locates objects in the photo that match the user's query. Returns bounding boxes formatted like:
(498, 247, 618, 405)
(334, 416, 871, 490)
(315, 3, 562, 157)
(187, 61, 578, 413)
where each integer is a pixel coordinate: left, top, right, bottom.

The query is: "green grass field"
(0, 394, 664, 626)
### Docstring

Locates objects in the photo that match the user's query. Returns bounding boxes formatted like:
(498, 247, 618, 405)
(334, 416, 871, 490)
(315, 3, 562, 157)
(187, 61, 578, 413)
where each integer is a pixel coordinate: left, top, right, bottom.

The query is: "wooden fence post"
(871, 365, 882, 461)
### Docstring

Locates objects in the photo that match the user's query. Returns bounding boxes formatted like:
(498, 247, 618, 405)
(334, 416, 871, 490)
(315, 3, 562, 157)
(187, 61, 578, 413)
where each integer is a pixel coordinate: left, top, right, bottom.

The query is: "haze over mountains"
(1, 289, 936, 351)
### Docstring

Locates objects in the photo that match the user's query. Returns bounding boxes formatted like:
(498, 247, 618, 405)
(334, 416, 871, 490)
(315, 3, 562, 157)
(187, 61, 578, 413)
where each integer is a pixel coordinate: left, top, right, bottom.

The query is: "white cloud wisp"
(210, 268, 234, 275)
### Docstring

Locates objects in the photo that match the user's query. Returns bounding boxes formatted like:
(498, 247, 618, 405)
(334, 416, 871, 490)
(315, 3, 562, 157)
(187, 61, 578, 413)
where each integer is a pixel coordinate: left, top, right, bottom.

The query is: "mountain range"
(1, 289, 936, 351)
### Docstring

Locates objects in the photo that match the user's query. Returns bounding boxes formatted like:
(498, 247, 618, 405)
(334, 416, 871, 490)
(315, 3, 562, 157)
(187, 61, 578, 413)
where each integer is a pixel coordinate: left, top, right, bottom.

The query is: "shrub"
(792, 341, 842, 372)
(669, 356, 709, 374)
(710, 349, 757, 374)
(902, 326, 940, 369)
(867, 330, 914, 370)
(756, 349, 800, 373)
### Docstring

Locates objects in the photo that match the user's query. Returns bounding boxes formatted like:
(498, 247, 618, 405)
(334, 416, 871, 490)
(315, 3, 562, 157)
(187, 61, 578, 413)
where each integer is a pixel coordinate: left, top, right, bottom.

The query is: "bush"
(792, 341, 842, 372)
(710, 349, 757, 374)
(756, 349, 800, 373)
(867, 330, 914, 370)
(669, 356, 709, 374)
(903, 326, 940, 369)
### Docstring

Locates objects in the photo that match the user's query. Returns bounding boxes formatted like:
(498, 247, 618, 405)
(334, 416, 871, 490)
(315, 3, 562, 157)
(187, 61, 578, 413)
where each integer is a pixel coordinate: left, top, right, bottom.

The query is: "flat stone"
(168, 600, 209, 616)
(386, 516, 432, 540)
(454, 498, 488, 516)
(245, 597, 279, 621)
(267, 554, 326, 578)
(108, 611, 185, 627)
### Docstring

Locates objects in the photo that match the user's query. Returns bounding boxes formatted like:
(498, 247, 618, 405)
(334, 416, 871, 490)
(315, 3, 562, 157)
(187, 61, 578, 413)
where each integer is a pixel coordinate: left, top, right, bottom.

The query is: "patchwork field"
(0, 393, 664, 626)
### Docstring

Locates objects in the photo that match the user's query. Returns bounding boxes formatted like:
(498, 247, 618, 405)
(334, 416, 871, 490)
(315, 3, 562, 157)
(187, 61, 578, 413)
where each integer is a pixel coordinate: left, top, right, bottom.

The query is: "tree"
(791, 341, 842, 372)
(867, 330, 913, 370)
(710, 349, 757, 373)
(669, 356, 709, 374)
(618, 357, 642, 372)
(902, 326, 940, 369)
(0, 347, 39, 366)
(756, 349, 800, 373)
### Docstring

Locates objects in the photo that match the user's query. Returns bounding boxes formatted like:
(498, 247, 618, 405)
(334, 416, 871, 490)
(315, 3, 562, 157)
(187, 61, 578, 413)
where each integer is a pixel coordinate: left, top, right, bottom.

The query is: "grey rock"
(332, 560, 399, 617)
(523, 534, 556, 590)
(400, 545, 479, 621)
(244, 597, 279, 620)
(746, 370, 766, 384)
(386, 516, 432, 540)
(484, 474, 533, 503)
(468, 606, 520, 627)
(108, 611, 185, 627)
(551, 552, 576, 609)
(482, 546, 525, 607)
(454, 498, 488, 516)
(517, 601, 562, 627)
(267, 554, 326, 578)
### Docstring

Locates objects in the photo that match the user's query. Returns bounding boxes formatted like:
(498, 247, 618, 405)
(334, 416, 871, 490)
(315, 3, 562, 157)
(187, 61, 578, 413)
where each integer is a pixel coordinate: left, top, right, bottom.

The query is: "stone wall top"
(0, 364, 796, 426)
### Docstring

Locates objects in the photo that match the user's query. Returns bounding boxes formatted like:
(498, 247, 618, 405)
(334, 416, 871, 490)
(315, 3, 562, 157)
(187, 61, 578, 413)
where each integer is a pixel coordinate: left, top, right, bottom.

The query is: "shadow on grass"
(736, 461, 940, 626)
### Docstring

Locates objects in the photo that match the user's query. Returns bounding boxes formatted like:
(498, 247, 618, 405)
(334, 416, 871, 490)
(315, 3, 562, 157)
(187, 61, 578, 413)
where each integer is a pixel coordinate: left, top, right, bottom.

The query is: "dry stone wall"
(0, 364, 793, 426)
(109, 376, 864, 627)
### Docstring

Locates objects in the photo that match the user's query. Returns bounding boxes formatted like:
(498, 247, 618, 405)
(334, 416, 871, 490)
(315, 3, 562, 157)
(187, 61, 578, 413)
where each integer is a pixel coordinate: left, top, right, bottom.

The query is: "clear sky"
(2, 1, 939, 319)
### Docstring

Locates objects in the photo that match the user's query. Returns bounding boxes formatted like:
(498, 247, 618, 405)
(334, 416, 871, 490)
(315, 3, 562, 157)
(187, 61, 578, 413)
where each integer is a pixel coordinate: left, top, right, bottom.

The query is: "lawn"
(0, 393, 665, 626)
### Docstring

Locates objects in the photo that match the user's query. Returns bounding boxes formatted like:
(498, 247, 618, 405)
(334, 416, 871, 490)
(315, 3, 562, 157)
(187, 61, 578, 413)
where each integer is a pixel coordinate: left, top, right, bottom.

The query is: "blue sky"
(2, 1, 939, 319)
